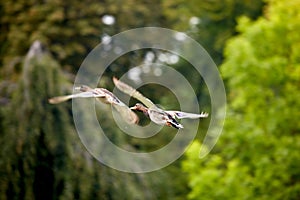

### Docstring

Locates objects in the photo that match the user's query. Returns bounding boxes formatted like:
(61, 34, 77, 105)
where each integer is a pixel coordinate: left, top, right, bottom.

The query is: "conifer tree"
(0, 41, 75, 199)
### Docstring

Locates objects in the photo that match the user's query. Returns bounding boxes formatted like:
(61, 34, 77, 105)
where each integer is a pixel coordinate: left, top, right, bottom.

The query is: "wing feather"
(48, 91, 105, 104)
(49, 86, 138, 125)
(112, 103, 139, 124)
(113, 77, 155, 108)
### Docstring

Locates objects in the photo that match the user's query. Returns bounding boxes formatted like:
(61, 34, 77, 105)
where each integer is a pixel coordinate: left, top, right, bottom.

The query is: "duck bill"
(130, 106, 137, 110)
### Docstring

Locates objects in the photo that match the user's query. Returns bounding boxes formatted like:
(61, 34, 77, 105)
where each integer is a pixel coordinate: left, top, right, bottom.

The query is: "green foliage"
(1, 0, 167, 73)
(163, 0, 264, 64)
(2, 0, 96, 69)
(0, 0, 192, 198)
(0, 44, 179, 199)
(0, 47, 74, 199)
(0, 0, 274, 199)
(183, 0, 300, 199)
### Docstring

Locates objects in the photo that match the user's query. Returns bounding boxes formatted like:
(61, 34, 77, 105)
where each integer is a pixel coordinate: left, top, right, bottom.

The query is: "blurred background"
(1, 0, 300, 199)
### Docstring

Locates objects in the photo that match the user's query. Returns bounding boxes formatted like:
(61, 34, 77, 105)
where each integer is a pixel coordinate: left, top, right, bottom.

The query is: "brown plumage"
(113, 77, 208, 129)
(48, 85, 138, 124)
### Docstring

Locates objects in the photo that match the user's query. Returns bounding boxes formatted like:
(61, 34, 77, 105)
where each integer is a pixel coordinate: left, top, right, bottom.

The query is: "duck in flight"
(113, 77, 209, 129)
(48, 85, 138, 124)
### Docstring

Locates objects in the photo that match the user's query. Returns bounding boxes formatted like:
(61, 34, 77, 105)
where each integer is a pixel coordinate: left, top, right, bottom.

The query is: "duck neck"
(136, 105, 149, 117)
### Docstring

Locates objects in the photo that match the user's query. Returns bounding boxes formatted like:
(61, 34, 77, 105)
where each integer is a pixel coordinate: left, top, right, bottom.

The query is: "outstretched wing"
(48, 91, 105, 104)
(113, 77, 155, 108)
(112, 102, 139, 124)
(101, 88, 139, 124)
(165, 111, 209, 119)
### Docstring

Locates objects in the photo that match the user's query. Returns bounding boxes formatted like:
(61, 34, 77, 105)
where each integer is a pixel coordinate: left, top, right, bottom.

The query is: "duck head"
(130, 103, 149, 116)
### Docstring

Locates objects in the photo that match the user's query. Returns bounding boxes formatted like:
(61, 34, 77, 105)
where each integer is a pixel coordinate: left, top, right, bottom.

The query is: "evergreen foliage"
(0, 42, 75, 199)
(0, 0, 166, 73)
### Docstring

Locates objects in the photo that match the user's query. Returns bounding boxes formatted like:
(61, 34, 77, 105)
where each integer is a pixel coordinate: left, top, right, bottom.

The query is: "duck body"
(113, 77, 209, 129)
(131, 103, 183, 129)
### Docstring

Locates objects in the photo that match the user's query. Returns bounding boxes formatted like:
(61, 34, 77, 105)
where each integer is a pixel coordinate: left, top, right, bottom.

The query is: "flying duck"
(48, 85, 138, 124)
(113, 77, 208, 129)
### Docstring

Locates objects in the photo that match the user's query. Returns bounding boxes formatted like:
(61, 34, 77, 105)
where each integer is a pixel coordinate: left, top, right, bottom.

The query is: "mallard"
(113, 77, 208, 129)
(48, 85, 138, 124)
